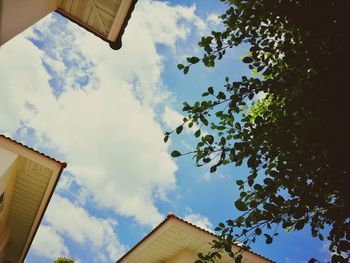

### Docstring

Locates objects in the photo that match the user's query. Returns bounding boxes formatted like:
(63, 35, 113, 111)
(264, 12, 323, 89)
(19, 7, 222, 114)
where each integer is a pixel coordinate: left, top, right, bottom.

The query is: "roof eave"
(55, 0, 138, 50)
(116, 213, 275, 263)
(19, 164, 66, 262)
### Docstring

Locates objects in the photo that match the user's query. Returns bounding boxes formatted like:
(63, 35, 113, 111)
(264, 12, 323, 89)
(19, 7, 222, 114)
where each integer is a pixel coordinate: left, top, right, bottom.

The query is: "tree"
(53, 258, 74, 263)
(166, 0, 350, 262)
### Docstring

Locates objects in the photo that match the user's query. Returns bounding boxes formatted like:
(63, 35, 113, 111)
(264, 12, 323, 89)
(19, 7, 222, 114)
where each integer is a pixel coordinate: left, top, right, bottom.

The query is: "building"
(117, 213, 275, 263)
(0, 135, 66, 263)
(0, 0, 138, 49)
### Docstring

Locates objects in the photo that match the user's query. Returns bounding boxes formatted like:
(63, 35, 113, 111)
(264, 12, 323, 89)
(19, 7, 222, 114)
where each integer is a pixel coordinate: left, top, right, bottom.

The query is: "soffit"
(121, 219, 259, 263)
(4, 157, 53, 263)
(57, 0, 122, 37)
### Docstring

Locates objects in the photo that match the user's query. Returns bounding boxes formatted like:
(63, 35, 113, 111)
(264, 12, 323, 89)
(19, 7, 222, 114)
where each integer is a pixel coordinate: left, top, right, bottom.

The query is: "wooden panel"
(64, 0, 73, 11)
(57, 0, 124, 38)
(4, 158, 53, 262)
(95, 0, 118, 16)
(70, 0, 81, 17)
(80, 0, 92, 23)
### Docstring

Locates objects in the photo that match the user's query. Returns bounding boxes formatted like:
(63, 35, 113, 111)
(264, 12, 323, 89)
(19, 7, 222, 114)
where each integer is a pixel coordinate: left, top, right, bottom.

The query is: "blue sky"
(0, 1, 330, 262)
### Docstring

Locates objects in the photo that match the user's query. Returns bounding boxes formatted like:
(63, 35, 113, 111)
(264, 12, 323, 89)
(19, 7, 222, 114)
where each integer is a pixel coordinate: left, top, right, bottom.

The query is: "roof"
(116, 213, 275, 263)
(0, 134, 67, 262)
(55, 0, 138, 50)
(0, 134, 67, 168)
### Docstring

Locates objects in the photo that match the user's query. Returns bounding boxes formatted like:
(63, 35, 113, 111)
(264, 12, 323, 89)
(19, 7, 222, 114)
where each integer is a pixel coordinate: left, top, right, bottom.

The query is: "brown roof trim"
(0, 134, 67, 167)
(55, 0, 138, 50)
(116, 213, 275, 263)
(21, 164, 66, 262)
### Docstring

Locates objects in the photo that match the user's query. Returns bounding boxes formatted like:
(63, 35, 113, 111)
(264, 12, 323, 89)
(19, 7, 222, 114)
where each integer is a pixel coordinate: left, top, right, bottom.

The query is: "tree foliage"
(53, 257, 74, 263)
(166, 0, 350, 262)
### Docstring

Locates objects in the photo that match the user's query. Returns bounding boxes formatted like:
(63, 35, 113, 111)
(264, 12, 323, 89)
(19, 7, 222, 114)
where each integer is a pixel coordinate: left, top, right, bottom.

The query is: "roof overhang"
(116, 214, 274, 263)
(56, 0, 138, 50)
(0, 135, 66, 263)
(0, 0, 137, 49)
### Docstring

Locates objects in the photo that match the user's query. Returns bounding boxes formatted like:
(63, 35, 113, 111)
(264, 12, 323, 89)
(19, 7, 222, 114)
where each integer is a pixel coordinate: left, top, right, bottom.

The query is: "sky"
(0, 1, 330, 262)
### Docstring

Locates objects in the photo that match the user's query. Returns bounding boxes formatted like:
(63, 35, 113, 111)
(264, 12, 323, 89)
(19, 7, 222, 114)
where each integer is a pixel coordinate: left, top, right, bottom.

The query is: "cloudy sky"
(0, 0, 330, 262)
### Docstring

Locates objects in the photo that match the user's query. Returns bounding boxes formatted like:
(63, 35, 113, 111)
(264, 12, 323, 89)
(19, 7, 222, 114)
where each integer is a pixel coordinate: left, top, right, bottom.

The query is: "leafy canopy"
(166, 0, 350, 262)
(53, 258, 74, 263)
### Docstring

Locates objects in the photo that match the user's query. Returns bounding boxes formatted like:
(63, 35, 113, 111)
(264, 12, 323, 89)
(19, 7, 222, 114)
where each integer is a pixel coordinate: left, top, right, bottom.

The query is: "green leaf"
(183, 66, 189, 74)
(217, 92, 226, 100)
(242, 57, 253, 63)
(240, 191, 247, 198)
(235, 255, 243, 263)
(234, 200, 248, 211)
(263, 178, 274, 185)
(177, 63, 184, 70)
(188, 56, 200, 64)
(176, 125, 183, 134)
(255, 228, 262, 235)
(208, 86, 214, 94)
(264, 234, 273, 244)
(203, 157, 211, 163)
(164, 135, 169, 143)
(236, 180, 244, 185)
(205, 135, 214, 144)
(195, 129, 201, 137)
(171, 150, 181, 157)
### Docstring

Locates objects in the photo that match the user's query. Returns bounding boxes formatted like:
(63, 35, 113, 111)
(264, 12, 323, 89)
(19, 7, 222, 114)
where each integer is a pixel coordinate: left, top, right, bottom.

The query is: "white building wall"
(0, 0, 57, 45)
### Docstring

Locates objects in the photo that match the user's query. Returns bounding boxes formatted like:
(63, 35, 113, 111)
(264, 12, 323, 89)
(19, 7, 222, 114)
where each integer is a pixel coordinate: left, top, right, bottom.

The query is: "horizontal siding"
(127, 224, 238, 263)
(5, 157, 53, 262)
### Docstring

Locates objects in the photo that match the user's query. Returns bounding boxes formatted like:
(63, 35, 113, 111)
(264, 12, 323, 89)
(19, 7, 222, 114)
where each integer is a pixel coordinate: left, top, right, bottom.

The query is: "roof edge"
(0, 134, 67, 168)
(55, 0, 138, 50)
(116, 212, 275, 263)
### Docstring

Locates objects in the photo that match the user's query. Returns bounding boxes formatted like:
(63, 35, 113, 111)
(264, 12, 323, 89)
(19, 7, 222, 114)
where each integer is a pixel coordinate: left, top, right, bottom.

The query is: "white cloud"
(30, 225, 69, 260)
(56, 173, 74, 191)
(200, 170, 225, 182)
(161, 106, 203, 137)
(44, 195, 126, 262)
(207, 13, 221, 26)
(0, 0, 210, 226)
(0, 36, 51, 134)
(162, 106, 185, 131)
(0, 0, 214, 260)
(184, 210, 213, 232)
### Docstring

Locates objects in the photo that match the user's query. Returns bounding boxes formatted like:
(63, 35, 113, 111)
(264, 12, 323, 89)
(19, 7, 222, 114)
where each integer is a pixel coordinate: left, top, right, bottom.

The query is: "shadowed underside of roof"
(116, 213, 275, 263)
(56, 0, 138, 50)
(0, 135, 67, 262)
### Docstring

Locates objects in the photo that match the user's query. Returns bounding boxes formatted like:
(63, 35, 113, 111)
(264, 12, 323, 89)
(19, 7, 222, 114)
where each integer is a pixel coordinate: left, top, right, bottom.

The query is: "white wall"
(0, 0, 58, 45)
(0, 148, 17, 193)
